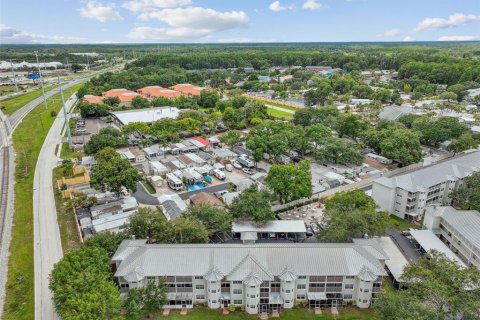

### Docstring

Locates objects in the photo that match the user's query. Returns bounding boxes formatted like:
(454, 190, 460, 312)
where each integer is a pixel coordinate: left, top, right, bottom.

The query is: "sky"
(0, 0, 479, 44)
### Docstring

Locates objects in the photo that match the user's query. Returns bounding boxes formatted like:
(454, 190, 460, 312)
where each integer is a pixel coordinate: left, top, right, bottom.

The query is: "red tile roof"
(170, 84, 205, 96)
(83, 95, 103, 104)
(103, 88, 136, 98)
(139, 86, 182, 99)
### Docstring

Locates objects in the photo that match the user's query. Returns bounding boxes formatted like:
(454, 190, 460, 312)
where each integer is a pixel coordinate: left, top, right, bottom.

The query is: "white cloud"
(128, 6, 249, 41)
(122, 0, 191, 12)
(302, 0, 322, 10)
(382, 28, 402, 38)
(414, 13, 480, 32)
(403, 36, 415, 42)
(269, 1, 286, 12)
(79, 1, 122, 22)
(0, 24, 83, 44)
(438, 35, 480, 41)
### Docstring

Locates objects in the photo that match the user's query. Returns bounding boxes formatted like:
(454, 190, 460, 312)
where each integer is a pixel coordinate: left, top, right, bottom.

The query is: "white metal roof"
(374, 151, 480, 192)
(232, 220, 306, 233)
(112, 107, 180, 125)
(435, 206, 480, 249)
(409, 229, 466, 266)
(112, 241, 388, 282)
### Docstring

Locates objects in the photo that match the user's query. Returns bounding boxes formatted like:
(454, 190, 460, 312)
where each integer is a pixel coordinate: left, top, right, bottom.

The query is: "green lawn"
(386, 215, 418, 232)
(155, 307, 376, 320)
(0, 85, 55, 115)
(264, 101, 301, 112)
(2, 83, 83, 320)
(267, 107, 294, 120)
(53, 167, 83, 252)
(141, 179, 156, 194)
(60, 142, 83, 160)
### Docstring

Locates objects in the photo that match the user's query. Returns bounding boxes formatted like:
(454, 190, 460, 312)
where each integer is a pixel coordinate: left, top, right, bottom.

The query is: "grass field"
(141, 180, 156, 194)
(386, 214, 418, 231)
(60, 142, 83, 160)
(154, 307, 377, 320)
(267, 107, 294, 120)
(0, 85, 55, 115)
(53, 167, 83, 252)
(264, 100, 301, 112)
(2, 83, 83, 320)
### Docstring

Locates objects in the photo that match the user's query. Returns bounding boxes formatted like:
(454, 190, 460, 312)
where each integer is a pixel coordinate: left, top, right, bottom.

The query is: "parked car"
(310, 223, 320, 234)
(242, 168, 255, 175)
(306, 226, 314, 237)
(232, 161, 242, 169)
(213, 169, 226, 180)
(225, 164, 233, 172)
(76, 127, 87, 133)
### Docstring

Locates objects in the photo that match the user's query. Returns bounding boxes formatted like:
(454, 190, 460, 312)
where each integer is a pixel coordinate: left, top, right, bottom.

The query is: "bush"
(50, 110, 57, 117)
(227, 304, 236, 312)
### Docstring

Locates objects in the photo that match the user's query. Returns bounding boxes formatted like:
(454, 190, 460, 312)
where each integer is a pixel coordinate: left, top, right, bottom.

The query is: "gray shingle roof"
(374, 151, 480, 192)
(378, 105, 413, 121)
(112, 241, 388, 282)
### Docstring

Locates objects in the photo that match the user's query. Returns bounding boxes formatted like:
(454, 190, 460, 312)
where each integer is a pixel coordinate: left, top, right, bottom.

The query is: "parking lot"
(72, 117, 115, 145)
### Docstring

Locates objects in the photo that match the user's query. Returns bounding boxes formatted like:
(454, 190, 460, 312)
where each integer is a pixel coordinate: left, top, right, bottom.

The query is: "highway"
(33, 94, 77, 320)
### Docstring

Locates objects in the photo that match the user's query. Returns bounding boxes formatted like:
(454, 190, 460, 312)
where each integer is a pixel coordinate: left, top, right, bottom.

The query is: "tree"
(320, 190, 389, 242)
(451, 172, 480, 211)
(450, 133, 477, 154)
(219, 130, 242, 149)
(170, 216, 209, 243)
(103, 96, 120, 107)
(265, 160, 312, 204)
(336, 114, 368, 141)
(60, 159, 74, 177)
(379, 128, 423, 165)
(121, 122, 150, 135)
(314, 138, 362, 165)
(198, 89, 219, 108)
(440, 91, 458, 102)
(90, 147, 141, 198)
(177, 117, 201, 135)
(131, 96, 150, 109)
(84, 127, 127, 155)
(125, 280, 167, 320)
(293, 106, 339, 127)
(222, 107, 245, 129)
(230, 184, 274, 223)
(375, 251, 480, 320)
(447, 83, 467, 101)
(85, 231, 126, 257)
(305, 123, 331, 151)
(76, 86, 88, 99)
(49, 246, 122, 320)
(305, 82, 332, 106)
(70, 63, 84, 73)
(231, 95, 248, 109)
(186, 205, 232, 236)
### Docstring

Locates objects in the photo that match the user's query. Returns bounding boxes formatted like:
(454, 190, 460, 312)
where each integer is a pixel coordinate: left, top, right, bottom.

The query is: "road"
(33, 94, 77, 320)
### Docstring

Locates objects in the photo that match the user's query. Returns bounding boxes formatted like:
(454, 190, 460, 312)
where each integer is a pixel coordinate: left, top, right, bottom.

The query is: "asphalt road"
(33, 94, 77, 320)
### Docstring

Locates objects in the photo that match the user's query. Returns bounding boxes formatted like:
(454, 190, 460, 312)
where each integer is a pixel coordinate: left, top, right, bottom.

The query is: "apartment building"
(371, 150, 480, 221)
(423, 206, 480, 269)
(111, 241, 387, 314)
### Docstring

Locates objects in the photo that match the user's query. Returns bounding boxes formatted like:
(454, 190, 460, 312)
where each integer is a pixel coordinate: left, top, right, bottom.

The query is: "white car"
(242, 168, 255, 175)
(232, 161, 242, 169)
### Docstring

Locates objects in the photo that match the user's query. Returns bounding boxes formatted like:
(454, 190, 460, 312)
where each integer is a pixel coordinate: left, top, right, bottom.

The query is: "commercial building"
(111, 241, 387, 314)
(371, 150, 480, 220)
(423, 206, 480, 269)
(111, 107, 180, 126)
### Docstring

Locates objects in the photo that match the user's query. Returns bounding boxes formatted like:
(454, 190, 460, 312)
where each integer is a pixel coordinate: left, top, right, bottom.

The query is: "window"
(221, 282, 230, 288)
(297, 294, 306, 299)
(212, 300, 217, 303)
(233, 289, 242, 294)
(297, 284, 306, 290)
(285, 290, 291, 293)
(344, 294, 353, 299)
(364, 289, 370, 293)
(196, 295, 205, 299)
(233, 300, 242, 304)
(195, 285, 204, 290)
(271, 283, 280, 288)
(211, 290, 216, 293)
(233, 281, 242, 284)
(194, 276, 203, 279)
(298, 276, 307, 279)
(285, 300, 290, 303)
(363, 300, 367, 303)
(345, 276, 354, 279)
(345, 284, 354, 289)
(250, 286, 256, 288)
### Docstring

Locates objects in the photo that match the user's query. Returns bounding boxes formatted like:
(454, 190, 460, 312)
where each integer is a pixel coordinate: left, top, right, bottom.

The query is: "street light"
(34, 51, 48, 109)
(56, 72, 73, 147)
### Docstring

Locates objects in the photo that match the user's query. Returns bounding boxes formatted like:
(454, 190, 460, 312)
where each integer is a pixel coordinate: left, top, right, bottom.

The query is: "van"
(213, 169, 226, 180)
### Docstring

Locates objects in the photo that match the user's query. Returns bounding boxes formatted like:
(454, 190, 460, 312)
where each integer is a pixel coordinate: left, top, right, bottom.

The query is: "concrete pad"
(180, 308, 188, 315)
(314, 307, 322, 315)
(162, 308, 170, 316)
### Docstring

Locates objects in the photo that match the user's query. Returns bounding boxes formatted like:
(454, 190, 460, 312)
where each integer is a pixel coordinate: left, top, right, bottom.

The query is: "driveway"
(132, 182, 159, 205)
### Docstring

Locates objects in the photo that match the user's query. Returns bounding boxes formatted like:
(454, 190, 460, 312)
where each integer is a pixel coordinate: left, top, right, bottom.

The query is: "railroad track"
(0, 146, 10, 247)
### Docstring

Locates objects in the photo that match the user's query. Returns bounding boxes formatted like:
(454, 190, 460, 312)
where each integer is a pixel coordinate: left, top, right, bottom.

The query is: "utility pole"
(34, 51, 48, 109)
(10, 59, 18, 93)
(86, 55, 90, 71)
(57, 72, 72, 146)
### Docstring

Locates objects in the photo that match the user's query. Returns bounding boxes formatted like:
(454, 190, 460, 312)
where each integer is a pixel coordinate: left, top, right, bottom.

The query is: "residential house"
(232, 220, 306, 243)
(378, 105, 413, 121)
(170, 84, 205, 96)
(189, 191, 225, 208)
(83, 95, 103, 104)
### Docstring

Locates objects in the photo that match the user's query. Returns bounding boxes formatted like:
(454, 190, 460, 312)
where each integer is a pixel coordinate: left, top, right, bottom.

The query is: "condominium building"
(371, 150, 480, 221)
(423, 206, 480, 269)
(111, 241, 387, 314)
